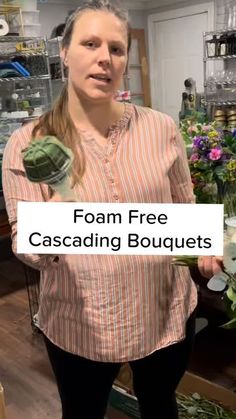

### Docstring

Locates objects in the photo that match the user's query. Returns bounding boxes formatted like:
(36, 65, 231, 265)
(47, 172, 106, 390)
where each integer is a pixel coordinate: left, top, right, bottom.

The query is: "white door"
(148, 2, 214, 123)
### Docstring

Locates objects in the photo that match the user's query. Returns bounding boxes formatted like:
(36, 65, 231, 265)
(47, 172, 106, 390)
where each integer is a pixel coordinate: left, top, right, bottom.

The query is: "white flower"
(223, 233, 236, 274)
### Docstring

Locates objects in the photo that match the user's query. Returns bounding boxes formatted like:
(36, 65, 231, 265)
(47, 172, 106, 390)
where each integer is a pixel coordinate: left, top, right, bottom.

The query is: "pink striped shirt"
(3, 104, 197, 362)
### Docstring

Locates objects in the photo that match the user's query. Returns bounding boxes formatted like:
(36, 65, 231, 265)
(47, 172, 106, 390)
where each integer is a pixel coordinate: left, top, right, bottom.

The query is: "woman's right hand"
(197, 256, 223, 279)
(48, 192, 63, 202)
(48, 192, 76, 202)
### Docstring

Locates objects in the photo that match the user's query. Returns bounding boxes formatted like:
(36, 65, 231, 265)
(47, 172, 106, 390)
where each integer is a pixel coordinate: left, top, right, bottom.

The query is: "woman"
(2, 1, 222, 418)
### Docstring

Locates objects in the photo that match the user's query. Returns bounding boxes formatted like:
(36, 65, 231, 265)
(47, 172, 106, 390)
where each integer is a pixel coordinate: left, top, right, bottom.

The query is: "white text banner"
(17, 202, 224, 255)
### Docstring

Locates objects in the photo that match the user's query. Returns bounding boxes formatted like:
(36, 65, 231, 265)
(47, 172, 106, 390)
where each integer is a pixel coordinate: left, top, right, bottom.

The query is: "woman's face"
(61, 10, 128, 103)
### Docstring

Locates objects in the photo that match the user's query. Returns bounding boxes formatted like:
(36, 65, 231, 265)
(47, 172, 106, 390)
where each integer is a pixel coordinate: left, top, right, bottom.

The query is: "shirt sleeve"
(2, 127, 60, 271)
(168, 121, 195, 204)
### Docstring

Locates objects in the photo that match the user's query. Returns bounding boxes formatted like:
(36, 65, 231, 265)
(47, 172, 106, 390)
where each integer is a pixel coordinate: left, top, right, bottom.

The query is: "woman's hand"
(48, 192, 62, 202)
(48, 192, 76, 202)
(197, 256, 223, 279)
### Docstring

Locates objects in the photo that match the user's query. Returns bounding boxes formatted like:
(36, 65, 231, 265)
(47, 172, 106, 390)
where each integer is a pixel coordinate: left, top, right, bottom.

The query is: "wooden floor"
(1, 255, 236, 418)
(0, 257, 61, 419)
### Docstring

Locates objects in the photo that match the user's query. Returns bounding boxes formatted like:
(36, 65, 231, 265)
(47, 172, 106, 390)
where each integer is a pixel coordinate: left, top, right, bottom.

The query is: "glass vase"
(216, 179, 236, 218)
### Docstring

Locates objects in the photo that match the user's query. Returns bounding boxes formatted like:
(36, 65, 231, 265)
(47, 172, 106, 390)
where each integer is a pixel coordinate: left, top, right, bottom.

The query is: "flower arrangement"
(174, 213, 236, 326)
(177, 117, 236, 329)
(180, 117, 236, 213)
(173, 250, 236, 329)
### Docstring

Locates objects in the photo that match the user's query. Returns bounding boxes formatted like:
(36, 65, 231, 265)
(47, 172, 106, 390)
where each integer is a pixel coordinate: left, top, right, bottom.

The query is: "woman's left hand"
(197, 256, 223, 279)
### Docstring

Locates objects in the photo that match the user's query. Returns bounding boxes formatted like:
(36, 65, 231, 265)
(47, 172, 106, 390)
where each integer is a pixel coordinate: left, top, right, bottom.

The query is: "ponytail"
(31, 84, 85, 185)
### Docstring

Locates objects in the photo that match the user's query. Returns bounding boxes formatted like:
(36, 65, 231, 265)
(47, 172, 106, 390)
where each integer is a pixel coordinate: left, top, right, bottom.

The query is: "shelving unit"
(0, 37, 52, 120)
(47, 36, 67, 102)
(0, 36, 52, 122)
(0, 36, 53, 202)
(203, 29, 236, 121)
(47, 36, 65, 82)
(0, 4, 24, 35)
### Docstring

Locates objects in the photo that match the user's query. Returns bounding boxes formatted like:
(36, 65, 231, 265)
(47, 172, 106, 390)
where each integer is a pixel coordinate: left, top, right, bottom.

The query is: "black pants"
(44, 310, 196, 419)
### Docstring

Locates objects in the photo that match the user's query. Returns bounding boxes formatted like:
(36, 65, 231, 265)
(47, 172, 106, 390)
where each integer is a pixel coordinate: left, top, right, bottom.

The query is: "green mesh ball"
(22, 136, 73, 183)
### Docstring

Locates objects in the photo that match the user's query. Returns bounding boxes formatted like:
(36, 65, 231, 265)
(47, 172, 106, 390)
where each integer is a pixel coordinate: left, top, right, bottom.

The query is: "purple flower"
(232, 128, 236, 138)
(193, 136, 208, 150)
(208, 148, 222, 161)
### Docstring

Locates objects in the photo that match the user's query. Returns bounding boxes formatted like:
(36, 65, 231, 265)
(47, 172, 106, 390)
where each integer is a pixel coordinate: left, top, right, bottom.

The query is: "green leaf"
(214, 167, 226, 181)
(196, 161, 210, 170)
(221, 317, 236, 329)
(226, 286, 236, 303)
(232, 301, 236, 311)
(172, 256, 198, 267)
(224, 134, 234, 146)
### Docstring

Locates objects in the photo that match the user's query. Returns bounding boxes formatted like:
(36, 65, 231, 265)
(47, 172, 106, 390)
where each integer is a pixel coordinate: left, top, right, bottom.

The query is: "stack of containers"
(8, 0, 41, 37)
(227, 108, 236, 129)
(214, 109, 227, 127)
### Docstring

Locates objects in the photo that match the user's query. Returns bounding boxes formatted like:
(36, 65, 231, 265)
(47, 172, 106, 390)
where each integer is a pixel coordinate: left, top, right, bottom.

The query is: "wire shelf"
(204, 29, 236, 37)
(205, 100, 236, 105)
(0, 75, 50, 83)
(0, 116, 37, 123)
(0, 51, 47, 58)
(204, 55, 236, 61)
(0, 36, 46, 43)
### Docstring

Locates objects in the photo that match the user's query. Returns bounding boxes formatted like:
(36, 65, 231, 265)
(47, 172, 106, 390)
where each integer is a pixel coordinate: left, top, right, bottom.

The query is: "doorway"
(148, 2, 214, 122)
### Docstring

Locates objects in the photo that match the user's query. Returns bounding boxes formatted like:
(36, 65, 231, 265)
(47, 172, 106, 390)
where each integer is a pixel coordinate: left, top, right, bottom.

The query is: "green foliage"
(180, 117, 236, 209)
(177, 393, 236, 418)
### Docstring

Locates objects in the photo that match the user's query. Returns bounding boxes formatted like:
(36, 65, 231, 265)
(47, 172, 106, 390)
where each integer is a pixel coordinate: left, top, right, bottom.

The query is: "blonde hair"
(32, 0, 131, 185)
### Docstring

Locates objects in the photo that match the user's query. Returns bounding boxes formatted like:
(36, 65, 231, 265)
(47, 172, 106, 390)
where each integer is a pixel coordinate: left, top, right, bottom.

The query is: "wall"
(129, 9, 148, 51)
(37, 2, 76, 37)
(37, 1, 148, 38)
(129, 9, 146, 29)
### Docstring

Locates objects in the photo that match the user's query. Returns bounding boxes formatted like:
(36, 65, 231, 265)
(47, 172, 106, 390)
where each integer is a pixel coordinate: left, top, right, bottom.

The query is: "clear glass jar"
(206, 35, 218, 58)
